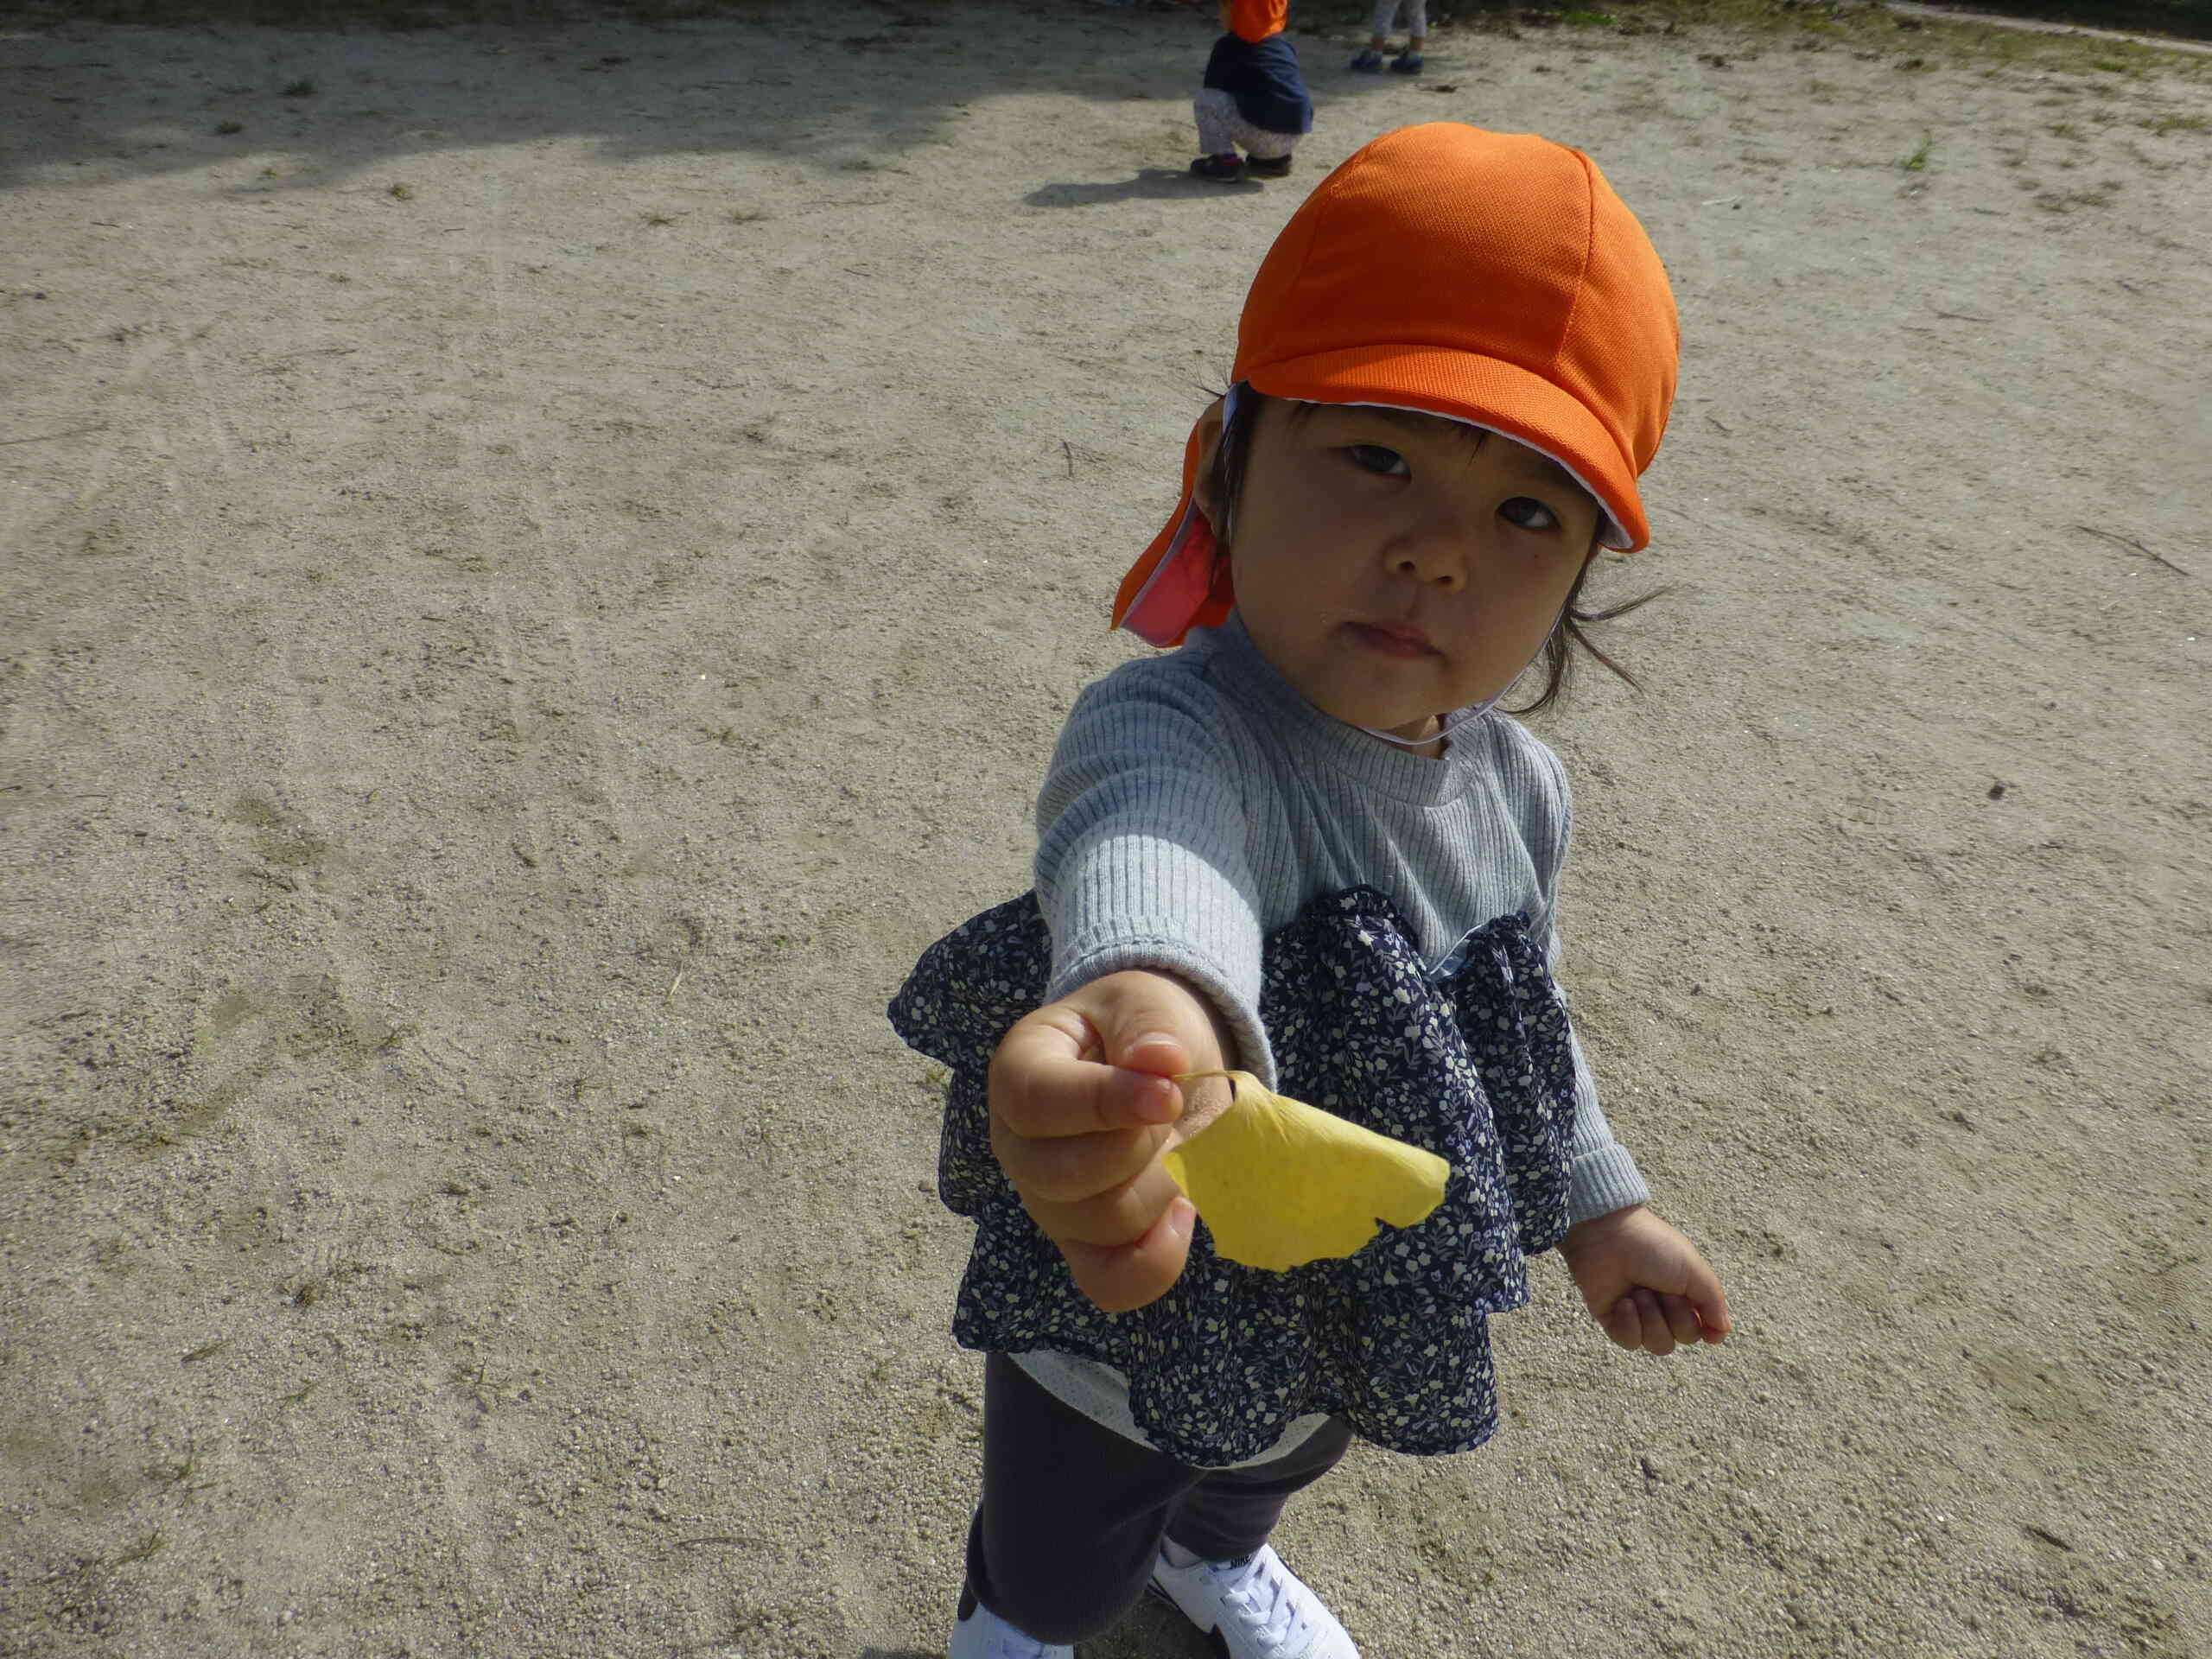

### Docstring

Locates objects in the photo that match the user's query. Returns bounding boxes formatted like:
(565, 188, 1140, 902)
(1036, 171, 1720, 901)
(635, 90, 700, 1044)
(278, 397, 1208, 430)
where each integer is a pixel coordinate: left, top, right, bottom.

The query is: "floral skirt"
(887, 887, 1578, 1466)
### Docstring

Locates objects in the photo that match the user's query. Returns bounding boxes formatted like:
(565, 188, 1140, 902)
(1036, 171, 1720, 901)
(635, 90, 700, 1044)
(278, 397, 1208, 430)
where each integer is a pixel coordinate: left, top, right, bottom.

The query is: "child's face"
(1205, 400, 1602, 745)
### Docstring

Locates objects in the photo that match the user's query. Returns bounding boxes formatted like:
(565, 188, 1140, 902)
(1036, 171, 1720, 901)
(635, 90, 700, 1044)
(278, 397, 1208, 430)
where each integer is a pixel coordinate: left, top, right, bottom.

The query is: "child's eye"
(1500, 497, 1561, 531)
(1346, 444, 1410, 478)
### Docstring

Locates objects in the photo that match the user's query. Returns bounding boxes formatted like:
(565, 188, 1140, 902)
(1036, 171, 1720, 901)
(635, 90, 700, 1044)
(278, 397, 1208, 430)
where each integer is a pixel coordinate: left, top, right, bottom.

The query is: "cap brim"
(1247, 346, 1649, 551)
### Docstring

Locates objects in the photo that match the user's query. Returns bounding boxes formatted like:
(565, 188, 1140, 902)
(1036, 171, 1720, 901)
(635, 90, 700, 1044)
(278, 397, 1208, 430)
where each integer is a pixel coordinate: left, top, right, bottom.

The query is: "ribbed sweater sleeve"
(1035, 671, 1277, 1084)
(1554, 938, 1651, 1223)
(1525, 741, 1652, 1223)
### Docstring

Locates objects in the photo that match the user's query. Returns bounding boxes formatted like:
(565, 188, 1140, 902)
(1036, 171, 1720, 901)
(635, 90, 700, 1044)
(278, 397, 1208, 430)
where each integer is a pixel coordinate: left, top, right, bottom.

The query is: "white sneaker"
(947, 1586, 1075, 1659)
(1147, 1543, 1361, 1658)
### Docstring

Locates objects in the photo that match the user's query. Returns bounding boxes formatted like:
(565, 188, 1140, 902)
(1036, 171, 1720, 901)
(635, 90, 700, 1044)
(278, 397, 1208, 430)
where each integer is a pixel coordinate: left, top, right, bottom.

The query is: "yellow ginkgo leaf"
(1160, 1070, 1450, 1273)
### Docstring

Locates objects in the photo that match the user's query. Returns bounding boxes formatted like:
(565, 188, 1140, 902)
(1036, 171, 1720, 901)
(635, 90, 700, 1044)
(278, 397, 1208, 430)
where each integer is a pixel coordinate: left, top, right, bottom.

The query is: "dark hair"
(1201, 385, 1663, 715)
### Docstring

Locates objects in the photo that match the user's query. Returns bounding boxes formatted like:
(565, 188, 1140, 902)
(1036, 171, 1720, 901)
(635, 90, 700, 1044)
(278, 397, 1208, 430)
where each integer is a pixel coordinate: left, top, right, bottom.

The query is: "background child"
(1351, 0, 1426, 74)
(1192, 0, 1313, 181)
(891, 124, 1732, 1659)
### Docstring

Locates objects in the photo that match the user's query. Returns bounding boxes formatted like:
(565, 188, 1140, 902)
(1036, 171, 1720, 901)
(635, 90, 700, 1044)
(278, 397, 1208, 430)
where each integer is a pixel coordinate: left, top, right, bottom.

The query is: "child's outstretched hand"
(1559, 1204, 1733, 1356)
(988, 971, 1238, 1314)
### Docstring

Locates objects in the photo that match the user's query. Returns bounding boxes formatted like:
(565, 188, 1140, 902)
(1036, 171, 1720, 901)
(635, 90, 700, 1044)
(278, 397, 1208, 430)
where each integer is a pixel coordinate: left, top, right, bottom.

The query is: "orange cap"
(1226, 0, 1287, 41)
(1114, 123, 1679, 646)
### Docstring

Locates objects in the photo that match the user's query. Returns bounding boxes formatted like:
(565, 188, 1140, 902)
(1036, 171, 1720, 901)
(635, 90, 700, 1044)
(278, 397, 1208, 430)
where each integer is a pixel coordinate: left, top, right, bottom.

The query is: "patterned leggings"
(1193, 88, 1300, 159)
(1371, 0, 1427, 37)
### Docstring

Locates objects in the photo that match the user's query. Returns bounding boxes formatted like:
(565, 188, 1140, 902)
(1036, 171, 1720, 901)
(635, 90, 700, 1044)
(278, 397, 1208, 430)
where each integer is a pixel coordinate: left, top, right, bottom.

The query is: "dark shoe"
(1389, 51, 1424, 73)
(1350, 48, 1385, 71)
(1245, 154, 1293, 178)
(1190, 152, 1246, 181)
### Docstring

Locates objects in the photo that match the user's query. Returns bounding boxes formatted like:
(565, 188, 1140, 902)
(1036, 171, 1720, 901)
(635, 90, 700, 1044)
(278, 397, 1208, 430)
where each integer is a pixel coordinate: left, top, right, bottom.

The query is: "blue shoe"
(1389, 51, 1424, 73)
(1349, 48, 1385, 71)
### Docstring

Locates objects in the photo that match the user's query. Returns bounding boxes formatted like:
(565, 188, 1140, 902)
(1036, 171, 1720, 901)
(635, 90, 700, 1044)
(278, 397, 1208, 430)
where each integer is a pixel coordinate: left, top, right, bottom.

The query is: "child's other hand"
(1559, 1204, 1733, 1357)
(988, 971, 1236, 1314)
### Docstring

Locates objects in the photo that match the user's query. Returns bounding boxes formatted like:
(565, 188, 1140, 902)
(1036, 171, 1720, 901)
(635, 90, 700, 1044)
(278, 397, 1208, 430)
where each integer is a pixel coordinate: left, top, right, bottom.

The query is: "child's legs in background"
(1193, 88, 1243, 160)
(1368, 0, 1425, 47)
(967, 1351, 1351, 1643)
(1192, 88, 1300, 161)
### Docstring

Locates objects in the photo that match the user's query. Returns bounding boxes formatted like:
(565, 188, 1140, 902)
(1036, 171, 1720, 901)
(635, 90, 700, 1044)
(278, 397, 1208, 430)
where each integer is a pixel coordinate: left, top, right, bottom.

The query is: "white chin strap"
(1356, 636, 1551, 748)
(1357, 695, 1504, 749)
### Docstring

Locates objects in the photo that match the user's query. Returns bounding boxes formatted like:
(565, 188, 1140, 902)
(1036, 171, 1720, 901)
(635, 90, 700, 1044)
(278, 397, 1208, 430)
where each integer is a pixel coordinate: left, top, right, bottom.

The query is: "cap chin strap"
(1357, 695, 1503, 750)
(1353, 635, 1550, 750)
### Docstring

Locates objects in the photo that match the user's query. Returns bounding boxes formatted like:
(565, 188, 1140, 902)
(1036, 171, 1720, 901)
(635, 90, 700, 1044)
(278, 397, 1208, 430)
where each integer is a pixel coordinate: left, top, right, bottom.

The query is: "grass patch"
(2035, 179, 2123, 210)
(1898, 131, 1934, 170)
(1904, 0, 2212, 39)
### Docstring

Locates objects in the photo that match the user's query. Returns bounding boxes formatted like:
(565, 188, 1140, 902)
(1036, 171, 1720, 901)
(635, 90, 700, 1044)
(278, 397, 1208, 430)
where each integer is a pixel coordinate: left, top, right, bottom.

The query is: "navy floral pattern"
(887, 887, 1579, 1466)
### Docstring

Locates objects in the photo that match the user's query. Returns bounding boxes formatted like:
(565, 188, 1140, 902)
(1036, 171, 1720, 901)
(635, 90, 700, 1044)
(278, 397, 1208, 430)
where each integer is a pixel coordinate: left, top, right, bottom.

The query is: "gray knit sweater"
(1014, 612, 1649, 1464)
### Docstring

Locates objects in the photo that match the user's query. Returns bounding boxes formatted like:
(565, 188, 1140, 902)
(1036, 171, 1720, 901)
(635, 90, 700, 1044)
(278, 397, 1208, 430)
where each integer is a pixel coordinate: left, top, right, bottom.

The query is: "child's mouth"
(1347, 621, 1436, 659)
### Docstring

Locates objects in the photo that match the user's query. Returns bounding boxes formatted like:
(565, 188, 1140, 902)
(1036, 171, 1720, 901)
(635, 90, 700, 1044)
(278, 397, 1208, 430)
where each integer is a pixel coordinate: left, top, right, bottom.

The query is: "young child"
(1192, 0, 1313, 181)
(890, 124, 1732, 1659)
(1351, 0, 1425, 74)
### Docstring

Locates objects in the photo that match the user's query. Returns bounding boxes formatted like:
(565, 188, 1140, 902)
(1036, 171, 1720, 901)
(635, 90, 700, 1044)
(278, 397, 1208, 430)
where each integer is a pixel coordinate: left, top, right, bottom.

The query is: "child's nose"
(1387, 512, 1481, 589)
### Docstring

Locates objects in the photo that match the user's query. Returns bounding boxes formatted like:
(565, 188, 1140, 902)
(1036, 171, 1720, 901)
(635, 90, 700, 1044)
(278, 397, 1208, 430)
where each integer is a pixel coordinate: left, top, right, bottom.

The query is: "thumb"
(1081, 971, 1232, 1081)
(1687, 1260, 1733, 1341)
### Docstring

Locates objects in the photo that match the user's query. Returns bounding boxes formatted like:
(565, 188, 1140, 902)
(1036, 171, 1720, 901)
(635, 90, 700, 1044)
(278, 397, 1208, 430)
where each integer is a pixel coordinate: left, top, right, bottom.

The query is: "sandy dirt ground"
(3, 3, 2209, 1655)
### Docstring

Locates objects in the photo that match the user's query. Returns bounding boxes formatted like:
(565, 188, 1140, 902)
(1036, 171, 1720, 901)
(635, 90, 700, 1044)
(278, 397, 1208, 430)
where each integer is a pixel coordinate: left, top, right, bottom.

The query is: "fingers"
(1662, 1293, 1703, 1350)
(1607, 1287, 1732, 1356)
(995, 1111, 1169, 1207)
(1630, 1287, 1675, 1356)
(1601, 1293, 1643, 1351)
(1020, 1158, 1188, 1249)
(1059, 1195, 1198, 1313)
(1601, 1290, 1693, 1356)
(990, 1007, 1180, 1141)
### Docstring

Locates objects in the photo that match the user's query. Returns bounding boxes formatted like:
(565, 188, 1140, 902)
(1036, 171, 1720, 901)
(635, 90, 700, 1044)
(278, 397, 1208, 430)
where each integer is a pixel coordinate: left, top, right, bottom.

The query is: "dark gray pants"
(963, 1351, 1354, 1645)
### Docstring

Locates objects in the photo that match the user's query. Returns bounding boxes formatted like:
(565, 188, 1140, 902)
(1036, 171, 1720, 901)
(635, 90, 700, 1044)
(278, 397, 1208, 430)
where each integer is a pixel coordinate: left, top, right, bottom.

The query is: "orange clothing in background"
(1228, 0, 1287, 43)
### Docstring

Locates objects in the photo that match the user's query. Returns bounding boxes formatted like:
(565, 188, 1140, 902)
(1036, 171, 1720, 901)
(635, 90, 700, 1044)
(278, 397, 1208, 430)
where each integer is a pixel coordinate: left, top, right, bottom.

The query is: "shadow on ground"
(1027, 165, 1265, 204)
(0, 0, 1262, 191)
(0, 0, 1504, 196)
